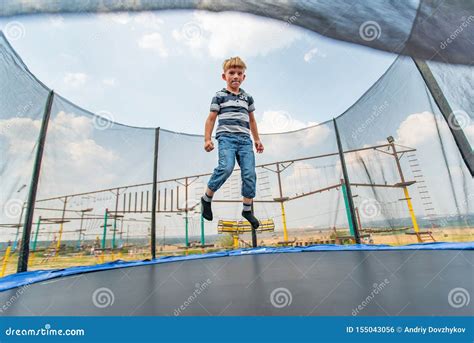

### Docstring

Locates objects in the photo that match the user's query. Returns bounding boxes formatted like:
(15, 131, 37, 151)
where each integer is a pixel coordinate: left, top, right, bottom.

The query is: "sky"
(0, 10, 397, 133)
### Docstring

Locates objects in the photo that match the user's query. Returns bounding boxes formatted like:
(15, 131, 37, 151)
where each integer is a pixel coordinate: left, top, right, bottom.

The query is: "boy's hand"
(204, 139, 215, 152)
(255, 140, 264, 153)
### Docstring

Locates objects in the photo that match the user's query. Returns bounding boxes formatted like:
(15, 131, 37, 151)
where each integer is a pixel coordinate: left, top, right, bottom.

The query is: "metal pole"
(17, 90, 54, 272)
(341, 179, 356, 238)
(185, 177, 189, 247)
(55, 196, 68, 256)
(32, 216, 41, 252)
(77, 211, 84, 250)
(13, 203, 24, 252)
(113, 188, 119, 249)
(251, 202, 257, 247)
(102, 208, 108, 249)
(276, 163, 289, 242)
(333, 118, 360, 244)
(388, 140, 421, 241)
(200, 214, 205, 246)
(150, 127, 160, 259)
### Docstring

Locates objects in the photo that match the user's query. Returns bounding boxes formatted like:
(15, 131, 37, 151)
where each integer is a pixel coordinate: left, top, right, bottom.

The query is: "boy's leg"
(236, 137, 259, 229)
(202, 136, 236, 221)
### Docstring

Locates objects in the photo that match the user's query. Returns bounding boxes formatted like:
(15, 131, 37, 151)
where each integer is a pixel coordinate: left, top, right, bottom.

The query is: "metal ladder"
(407, 152, 436, 242)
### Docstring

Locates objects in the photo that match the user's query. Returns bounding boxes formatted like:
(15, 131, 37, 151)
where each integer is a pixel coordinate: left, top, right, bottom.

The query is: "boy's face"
(222, 67, 246, 90)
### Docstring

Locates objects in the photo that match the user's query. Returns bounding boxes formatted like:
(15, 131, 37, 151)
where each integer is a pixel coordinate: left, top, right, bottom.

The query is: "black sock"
(242, 209, 259, 230)
(201, 195, 213, 221)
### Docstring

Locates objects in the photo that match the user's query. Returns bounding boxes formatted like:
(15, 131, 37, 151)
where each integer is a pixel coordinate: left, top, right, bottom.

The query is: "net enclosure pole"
(413, 59, 473, 176)
(17, 90, 54, 273)
(151, 127, 160, 259)
(333, 118, 361, 244)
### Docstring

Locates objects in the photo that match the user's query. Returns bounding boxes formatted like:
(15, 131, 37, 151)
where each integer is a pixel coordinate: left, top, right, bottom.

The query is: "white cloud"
(396, 111, 441, 147)
(48, 15, 64, 27)
(257, 111, 330, 159)
(173, 11, 302, 58)
(102, 78, 117, 87)
(64, 72, 88, 87)
(304, 47, 326, 62)
(0, 111, 122, 201)
(138, 32, 168, 57)
(257, 110, 318, 134)
(99, 12, 164, 29)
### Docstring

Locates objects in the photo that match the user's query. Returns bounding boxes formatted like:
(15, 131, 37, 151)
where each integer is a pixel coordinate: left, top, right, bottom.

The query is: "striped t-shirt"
(210, 88, 255, 138)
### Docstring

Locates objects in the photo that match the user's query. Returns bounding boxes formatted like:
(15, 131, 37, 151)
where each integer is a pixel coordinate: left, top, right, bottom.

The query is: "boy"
(201, 57, 264, 229)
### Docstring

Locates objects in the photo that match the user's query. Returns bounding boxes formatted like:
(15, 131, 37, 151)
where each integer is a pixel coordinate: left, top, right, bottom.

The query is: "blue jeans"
(208, 134, 256, 198)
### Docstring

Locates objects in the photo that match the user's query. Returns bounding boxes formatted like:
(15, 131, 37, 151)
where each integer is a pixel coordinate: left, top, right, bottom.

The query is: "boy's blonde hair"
(223, 56, 247, 71)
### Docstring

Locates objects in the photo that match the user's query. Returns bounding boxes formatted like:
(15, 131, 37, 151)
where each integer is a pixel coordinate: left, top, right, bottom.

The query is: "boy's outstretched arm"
(204, 111, 218, 152)
(249, 112, 264, 153)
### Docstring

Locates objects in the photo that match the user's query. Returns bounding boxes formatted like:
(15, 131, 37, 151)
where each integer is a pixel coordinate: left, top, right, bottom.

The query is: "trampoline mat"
(0, 250, 472, 316)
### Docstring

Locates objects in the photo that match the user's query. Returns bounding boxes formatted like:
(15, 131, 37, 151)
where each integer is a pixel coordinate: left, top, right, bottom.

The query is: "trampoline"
(0, 1, 473, 322)
(1, 245, 473, 316)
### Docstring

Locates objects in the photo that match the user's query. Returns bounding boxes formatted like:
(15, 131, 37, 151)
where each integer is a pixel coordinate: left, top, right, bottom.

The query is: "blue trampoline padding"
(1, 241, 472, 292)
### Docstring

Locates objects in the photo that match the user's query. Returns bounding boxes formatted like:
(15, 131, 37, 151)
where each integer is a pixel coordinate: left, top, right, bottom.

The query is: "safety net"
(1, 0, 473, 65)
(0, 26, 472, 277)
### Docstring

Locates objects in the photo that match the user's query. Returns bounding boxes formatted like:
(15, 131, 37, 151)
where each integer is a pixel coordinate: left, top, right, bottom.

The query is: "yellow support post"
(56, 197, 68, 256)
(56, 222, 64, 256)
(29, 252, 35, 267)
(233, 234, 239, 249)
(280, 202, 289, 242)
(1, 246, 12, 277)
(404, 187, 421, 241)
(389, 140, 422, 243)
